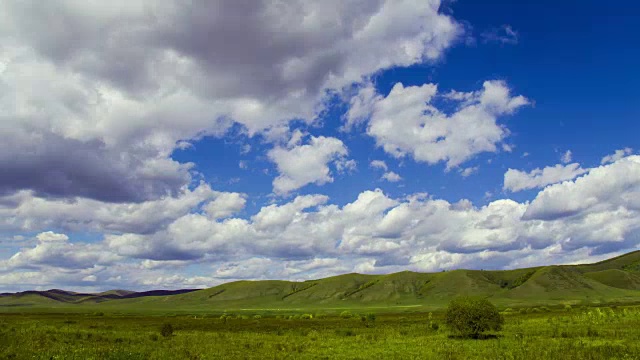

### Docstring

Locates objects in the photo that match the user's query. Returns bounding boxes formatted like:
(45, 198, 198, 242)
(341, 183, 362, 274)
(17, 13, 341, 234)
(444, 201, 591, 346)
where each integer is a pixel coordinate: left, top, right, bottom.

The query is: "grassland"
(2, 306, 640, 359)
(3, 251, 640, 359)
(3, 251, 640, 313)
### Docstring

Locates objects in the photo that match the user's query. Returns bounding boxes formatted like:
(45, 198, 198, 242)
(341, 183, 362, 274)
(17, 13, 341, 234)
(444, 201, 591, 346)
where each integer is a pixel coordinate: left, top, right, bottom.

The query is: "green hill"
(3, 251, 640, 312)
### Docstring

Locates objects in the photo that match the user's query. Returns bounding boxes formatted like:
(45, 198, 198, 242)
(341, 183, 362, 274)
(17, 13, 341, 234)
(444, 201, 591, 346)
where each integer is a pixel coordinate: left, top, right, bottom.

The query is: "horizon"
(1, 0, 639, 293)
(4, 249, 638, 295)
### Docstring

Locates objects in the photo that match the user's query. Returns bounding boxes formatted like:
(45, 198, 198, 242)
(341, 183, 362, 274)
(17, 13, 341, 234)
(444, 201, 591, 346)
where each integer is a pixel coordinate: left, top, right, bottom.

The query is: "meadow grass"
(2, 306, 640, 359)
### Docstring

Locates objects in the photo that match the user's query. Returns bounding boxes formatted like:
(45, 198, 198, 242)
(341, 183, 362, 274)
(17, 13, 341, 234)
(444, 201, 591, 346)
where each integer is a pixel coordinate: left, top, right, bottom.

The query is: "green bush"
(160, 323, 174, 338)
(445, 297, 504, 338)
(340, 311, 353, 319)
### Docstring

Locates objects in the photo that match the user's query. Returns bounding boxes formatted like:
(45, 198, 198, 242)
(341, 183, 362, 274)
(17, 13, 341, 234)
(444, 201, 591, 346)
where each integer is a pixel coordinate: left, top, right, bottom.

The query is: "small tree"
(445, 297, 503, 338)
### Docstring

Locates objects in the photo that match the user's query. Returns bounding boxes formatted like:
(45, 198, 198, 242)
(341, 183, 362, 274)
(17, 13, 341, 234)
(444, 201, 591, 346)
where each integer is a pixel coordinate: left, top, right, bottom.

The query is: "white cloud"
(601, 147, 633, 164)
(107, 156, 640, 272)
(0, 183, 219, 234)
(460, 167, 479, 177)
(370, 160, 388, 171)
(504, 163, 589, 192)
(524, 155, 640, 222)
(268, 136, 349, 195)
(381, 171, 403, 182)
(36, 231, 69, 242)
(349, 80, 529, 169)
(203, 192, 247, 219)
(3, 156, 640, 291)
(336, 159, 357, 174)
(561, 150, 573, 164)
(0, 0, 461, 204)
(1, 232, 120, 271)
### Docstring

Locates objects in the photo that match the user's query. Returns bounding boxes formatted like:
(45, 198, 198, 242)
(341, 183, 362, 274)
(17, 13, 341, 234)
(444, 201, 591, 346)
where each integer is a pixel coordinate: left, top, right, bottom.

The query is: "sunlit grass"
(2, 306, 640, 359)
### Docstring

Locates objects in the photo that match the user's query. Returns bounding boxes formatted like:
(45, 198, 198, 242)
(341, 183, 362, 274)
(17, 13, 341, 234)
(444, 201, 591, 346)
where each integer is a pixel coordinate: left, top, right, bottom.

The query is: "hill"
(3, 251, 640, 312)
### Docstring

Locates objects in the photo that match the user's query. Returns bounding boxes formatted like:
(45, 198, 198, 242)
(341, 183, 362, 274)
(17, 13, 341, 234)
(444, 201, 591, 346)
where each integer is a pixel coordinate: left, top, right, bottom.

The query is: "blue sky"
(0, 0, 639, 292)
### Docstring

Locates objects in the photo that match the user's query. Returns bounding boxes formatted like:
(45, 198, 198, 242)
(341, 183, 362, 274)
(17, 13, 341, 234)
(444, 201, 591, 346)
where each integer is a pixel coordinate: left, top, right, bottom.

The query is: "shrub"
(564, 304, 573, 312)
(160, 323, 174, 338)
(253, 315, 262, 320)
(445, 297, 504, 338)
(340, 311, 353, 319)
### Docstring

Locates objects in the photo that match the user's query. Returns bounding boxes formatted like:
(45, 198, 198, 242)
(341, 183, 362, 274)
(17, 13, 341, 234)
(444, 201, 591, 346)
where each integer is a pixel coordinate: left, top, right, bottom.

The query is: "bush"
(445, 297, 504, 338)
(340, 311, 353, 319)
(160, 323, 174, 338)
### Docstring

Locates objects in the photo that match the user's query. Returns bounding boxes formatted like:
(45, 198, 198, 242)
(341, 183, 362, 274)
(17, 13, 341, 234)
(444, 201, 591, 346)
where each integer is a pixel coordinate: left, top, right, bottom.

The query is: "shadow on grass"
(447, 334, 501, 340)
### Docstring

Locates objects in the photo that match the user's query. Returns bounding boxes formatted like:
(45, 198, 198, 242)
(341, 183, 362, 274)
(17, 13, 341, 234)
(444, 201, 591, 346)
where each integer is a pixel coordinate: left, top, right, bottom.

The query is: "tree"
(445, 297, 504, 338)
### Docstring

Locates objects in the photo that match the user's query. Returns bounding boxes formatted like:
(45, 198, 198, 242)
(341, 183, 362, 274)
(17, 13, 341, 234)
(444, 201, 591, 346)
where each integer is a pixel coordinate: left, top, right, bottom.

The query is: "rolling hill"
(3, 251, 640, 312)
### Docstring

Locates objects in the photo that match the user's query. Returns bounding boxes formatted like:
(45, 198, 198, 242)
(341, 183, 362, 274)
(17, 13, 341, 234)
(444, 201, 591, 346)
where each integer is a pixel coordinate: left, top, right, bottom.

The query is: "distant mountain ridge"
(3, 251, 640, 311)
(0, 288, 199, 304)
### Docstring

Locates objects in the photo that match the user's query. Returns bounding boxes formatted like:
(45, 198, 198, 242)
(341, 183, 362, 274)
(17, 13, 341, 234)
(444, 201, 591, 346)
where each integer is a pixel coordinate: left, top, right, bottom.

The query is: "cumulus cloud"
(524, 156, 640, 222)
(268, 136, 349, 195)
(1, 231, 119, 271)
(3, 156, 640, 290)
(101, 156, 640, 270)
(370, 160, 388, 171)
(203, 192, 247, 220)
(601, 147, 633, 164)
(348, 80, 529, 169)
(504, 163, 589, 192)
(0, 183, 219, 234)
(381, 171, 403, 182)
(561, 150, 573, 164)
(0, 0, 461, 204)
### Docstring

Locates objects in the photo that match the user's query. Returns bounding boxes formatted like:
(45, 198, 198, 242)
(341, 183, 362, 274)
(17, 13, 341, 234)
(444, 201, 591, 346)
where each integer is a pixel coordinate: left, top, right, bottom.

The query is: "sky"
(0, 0, 639, 292)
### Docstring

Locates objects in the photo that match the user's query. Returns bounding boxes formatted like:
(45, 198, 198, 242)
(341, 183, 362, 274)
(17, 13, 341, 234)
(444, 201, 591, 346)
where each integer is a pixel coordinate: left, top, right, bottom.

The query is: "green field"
(3, 252, 640, 359)
(2, 307, 640, 359)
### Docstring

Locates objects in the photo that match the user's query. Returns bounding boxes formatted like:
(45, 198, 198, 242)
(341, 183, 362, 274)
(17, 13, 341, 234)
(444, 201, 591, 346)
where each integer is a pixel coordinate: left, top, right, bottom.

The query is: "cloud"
(0, 183, 219, 234)
(1, 232, 119, 271)
(561, 150, 573, 164)
(336, 159, 358, 174)
(4, 155, 640, 291)
(36, 231, 69, 242)
(0, 128, 193, 202)
(381, 171, 403, 182)
(203, 192, 247, 220)
(0, 0, 461, 204)
(370, 160, 388, 171)
(601, 148, 633, 164)
(268, 136, 349, 195)
(113, 156, 640, 268)
(524, 155, 640, 222)
(459, 167, 479, 177)
(348, 80, 529, 169)
(481, 25, 519, 45)
(504, 163, 589, 192)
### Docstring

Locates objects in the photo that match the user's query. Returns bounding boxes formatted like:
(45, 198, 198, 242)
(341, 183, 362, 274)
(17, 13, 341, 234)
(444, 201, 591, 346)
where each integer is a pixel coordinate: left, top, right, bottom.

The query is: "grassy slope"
(3, 251, 640, 312)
